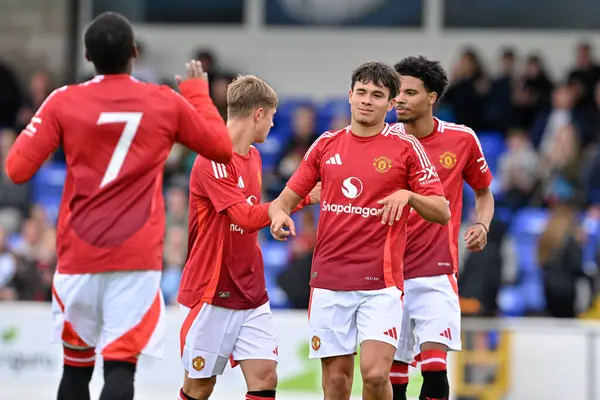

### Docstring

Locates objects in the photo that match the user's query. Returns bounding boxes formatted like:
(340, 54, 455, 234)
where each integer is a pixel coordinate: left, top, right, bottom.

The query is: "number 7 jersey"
(7, 74, 232, 274)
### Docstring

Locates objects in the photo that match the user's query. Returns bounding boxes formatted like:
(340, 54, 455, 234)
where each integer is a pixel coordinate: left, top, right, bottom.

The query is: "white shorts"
(180, 301, 278, 379)
(51, 270, 165, 360)
(395, 274, 461, 363)
(308, 286, 404, 359)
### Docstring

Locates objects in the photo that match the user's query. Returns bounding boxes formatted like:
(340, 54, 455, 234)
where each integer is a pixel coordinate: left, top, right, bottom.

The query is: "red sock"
(390, 362, 409, 385)
(420, 349, 447, 372)
(64, 346, 96, 367)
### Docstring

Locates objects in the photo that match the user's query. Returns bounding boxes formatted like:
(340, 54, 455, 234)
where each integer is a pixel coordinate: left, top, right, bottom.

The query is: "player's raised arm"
(4, 86, 67, 184)
(174, 60, 233, 164)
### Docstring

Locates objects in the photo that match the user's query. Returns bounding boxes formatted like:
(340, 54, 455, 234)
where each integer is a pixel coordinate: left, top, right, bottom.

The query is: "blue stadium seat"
(434, 105, 456, 123)
(519, 274, 546, 312)
(262, 241, 290, 273)
(32, 162, 66, 222)
(477, 131, 505, 172)
(497, 285, 526, 316)
(273, 97, 314, 132)
(510, 208, 549, 280)
(317, 98, 350, 132)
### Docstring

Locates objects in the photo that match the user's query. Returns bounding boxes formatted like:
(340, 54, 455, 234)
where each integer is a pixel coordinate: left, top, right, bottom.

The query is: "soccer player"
(4, 12, 233, 400)
(268, 62, 451, 400)
(177, 75, 319, 400)
(389, 56, 494, 400)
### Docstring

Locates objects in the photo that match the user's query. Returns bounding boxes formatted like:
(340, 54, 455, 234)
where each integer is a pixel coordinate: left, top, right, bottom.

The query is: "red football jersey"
(178, 146, 269, 310)
(400, 119, 493, 279)
(287, 123, 445, 291)
(7, 75, 232, 275)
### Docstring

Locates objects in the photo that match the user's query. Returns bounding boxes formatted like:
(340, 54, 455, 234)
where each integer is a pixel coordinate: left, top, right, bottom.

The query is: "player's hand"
(175, 59, 209, 86)
(308, 183, 321, 205)
(465, 223, 488, 252)
(377, 189, 412, 225)
(270, 211, 296, 241)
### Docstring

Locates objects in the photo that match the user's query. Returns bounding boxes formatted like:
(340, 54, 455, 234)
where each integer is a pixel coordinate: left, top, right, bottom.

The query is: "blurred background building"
(2, 1, 600, 399)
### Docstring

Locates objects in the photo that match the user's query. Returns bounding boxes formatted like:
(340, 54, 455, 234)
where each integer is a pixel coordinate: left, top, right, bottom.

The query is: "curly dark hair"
(351, 62, 400, 100)
(394, 56, 449, 103)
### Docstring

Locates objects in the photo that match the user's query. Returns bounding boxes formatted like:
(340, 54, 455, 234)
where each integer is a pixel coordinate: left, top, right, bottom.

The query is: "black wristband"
(473, 222, 489, 233)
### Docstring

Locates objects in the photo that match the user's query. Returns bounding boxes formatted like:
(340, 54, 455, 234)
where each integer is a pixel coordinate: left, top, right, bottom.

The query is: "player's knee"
(362, 369, 390, 394)
(321, 356, 353, 396)
(183, 376, 216, 399)
(250, 368, 278, 391)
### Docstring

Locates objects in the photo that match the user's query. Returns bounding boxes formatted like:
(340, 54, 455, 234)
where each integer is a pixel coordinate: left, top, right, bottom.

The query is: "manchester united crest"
(373, 156, 392, 174)
(311, 335, 321, 351)
(192, 356, 206, 371)
(439, 151, 457, 169)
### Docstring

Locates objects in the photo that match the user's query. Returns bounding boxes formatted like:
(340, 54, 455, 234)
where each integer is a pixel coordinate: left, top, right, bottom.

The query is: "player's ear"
(429, 92, 438, 106)
(254, 107, 264, 122)
(348, 89, 353, 104)
(132, 44, 139, 59)
(387, 97, 396, 112)
(84, 50, 91, 62)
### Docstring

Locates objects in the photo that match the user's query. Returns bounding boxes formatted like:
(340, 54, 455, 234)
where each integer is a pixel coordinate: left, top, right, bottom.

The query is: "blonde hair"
(227, 74, 278, 118)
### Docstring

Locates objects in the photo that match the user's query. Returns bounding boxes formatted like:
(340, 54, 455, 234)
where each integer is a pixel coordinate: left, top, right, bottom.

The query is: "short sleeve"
(286, 136, 323, 198)
(404, 136, 445, 197)
(462, 131, 493, 190)
(192, 157, 246, 213)
(12, 86, 67, 165)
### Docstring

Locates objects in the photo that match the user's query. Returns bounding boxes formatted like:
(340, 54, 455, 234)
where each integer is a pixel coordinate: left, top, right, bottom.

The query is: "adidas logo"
(325, 153, 342, 165)
(439, 328, 452, 340)
(237, 176, 245, 189)
(383, 327, 398, 341)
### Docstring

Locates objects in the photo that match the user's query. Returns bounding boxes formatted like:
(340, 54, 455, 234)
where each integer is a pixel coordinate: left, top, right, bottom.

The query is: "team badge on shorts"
(311, 335, 321, 351)
(192, 356, 206, 371)
(439, 151, 457, 169)
(373, 156, 392, 174)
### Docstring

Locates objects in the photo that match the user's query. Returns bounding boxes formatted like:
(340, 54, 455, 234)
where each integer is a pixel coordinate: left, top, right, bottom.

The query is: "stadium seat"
(262, 241, 290, 273)
(273, 97, 314, 132)
(497, 285, 526, 316)
(477, 131, 506, 172)
(510, 208, 549, 280)
(32, 162, 66, 222)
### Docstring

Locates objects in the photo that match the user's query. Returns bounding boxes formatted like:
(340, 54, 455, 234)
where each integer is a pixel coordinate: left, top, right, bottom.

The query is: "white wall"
(78, 0, 600, 98)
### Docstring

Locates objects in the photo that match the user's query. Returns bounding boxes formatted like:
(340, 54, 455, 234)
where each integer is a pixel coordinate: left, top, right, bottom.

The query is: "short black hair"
(351, 62, 400, 100)
(394, 56, 449, 103)
(84, 12, 135, 74)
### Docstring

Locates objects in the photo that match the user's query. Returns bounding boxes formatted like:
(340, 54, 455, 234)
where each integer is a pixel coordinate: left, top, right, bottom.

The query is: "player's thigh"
(52, 272, 103, 349)
(97, 270, 165, 361)
(356, 286, 404, 349)
(394, 295, 417, 363)
(233, 302, 278, 391)
(180, 302, 241, 379)
(411, 275, 461, 351)
(308, 288, 360, 359)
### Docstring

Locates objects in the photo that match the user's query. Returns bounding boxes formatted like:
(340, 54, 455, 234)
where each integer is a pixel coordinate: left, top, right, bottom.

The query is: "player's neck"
(402, 115, 435, 139)
(350, 119, 386, 137)
(227, 120, 253, 156)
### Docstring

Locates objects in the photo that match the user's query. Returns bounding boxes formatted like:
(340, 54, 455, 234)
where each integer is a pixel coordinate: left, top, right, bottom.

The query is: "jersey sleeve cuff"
(286, 182, 310, 200)
(179, 79, 210, 98)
